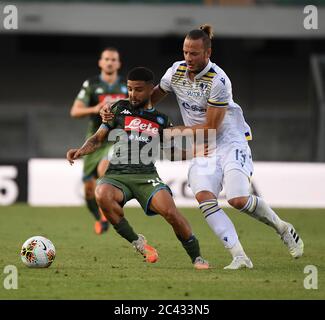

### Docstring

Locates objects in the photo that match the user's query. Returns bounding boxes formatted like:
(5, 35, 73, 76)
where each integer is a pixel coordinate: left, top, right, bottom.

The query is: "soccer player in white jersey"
(149, 24, 304, 269)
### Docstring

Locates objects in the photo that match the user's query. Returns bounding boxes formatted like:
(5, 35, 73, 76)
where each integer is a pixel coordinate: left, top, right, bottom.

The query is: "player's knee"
(228, 197, 249, 210)
(95, 185, 114, 206)
(195, 191, 216, 203)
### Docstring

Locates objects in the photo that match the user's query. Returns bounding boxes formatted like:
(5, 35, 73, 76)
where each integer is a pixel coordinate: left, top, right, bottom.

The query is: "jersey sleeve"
(207, 76, 231, 108)
(159, 66, 174, 93)
(75, 80, 92, 106)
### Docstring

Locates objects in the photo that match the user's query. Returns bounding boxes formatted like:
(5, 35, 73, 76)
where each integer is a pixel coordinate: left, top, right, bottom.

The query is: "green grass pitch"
(0, 205, 324, 300)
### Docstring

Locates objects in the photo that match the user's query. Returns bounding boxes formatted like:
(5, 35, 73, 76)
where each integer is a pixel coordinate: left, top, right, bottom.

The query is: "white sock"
(241, 195, 287, 234)
(199, 199, 246, 258)
(229, 240, 247, 259)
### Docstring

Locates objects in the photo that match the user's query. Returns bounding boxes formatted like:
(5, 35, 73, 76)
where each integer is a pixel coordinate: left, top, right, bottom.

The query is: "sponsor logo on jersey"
(186, 90, 206, 98)
(121, 109, 132, 115)
(182, 102, 206, 114)
(98, 94, 127, 103)
(128, 134, 150, 143)
(124, 116, 159, 136)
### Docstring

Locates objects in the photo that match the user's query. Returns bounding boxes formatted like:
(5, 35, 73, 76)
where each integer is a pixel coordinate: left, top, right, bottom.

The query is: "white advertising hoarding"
(28, 159, 325, 208)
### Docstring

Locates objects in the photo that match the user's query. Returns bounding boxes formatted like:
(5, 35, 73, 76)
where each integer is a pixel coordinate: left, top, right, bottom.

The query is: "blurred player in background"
(67, 67, 209, 270)
(70, 47, 128, 235)
(151, 24, 304, 269)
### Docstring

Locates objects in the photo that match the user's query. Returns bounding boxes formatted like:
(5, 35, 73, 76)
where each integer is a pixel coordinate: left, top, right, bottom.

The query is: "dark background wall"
(0, 34, 324, 161)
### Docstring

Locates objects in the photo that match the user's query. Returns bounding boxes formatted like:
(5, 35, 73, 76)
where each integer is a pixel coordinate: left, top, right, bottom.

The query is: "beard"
(191, 65, 206, 74)
(103, 67, 115, 75)
(130, 98, 149, 110)
(186, 60, 207, 74)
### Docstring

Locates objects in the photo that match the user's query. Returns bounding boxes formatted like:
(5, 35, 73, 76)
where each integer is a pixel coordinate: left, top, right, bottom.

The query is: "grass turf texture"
(0, 205, 324, 300)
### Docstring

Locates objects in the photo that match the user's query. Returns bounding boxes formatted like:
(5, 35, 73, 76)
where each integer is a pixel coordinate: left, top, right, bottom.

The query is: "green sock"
(86, 198, 100, 221)
(113, 218, 138, 243)
(178, 234, 201, 263)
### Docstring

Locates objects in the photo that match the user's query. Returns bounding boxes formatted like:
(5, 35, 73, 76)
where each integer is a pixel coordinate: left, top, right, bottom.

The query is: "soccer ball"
(20, 236, 56, 268)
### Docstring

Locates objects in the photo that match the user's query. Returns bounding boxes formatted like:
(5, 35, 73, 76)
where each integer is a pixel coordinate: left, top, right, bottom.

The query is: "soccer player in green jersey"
(70, 47, 128, 235)
(67, 67, 209, 269)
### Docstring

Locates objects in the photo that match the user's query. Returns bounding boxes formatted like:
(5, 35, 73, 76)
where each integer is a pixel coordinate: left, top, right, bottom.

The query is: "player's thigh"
(221, 144, 253, 200)
(130, 173, 173, 216)
(95, 183, 123, 204)
(222, 144, 254, 178)
(149, 189, 177, 216)
(96, 176, 132, 205)
(223, 169, 251, 201)
(188, 157, 223, 198)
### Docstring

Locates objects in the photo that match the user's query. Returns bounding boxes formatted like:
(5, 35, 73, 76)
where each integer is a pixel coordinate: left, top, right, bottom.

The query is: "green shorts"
(83, 142, 114, 181)
(97, 172, 172, 216)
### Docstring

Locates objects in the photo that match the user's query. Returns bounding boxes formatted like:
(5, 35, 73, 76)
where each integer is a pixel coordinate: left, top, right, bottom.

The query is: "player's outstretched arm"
(167, 106, 227, 137)
(70, 100, 107, 118)
(164, 143, 209, 161)
(66, 126, 108, 165)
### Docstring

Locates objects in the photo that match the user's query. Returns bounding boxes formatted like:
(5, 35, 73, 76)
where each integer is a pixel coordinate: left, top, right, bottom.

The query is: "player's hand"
(93, 100, 108, 114)
(100, 104, 114, 123)
(66, 149, 83, 165)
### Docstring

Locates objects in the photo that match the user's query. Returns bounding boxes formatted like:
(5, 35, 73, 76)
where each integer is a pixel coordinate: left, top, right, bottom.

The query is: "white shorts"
(188, 143, 254, 200)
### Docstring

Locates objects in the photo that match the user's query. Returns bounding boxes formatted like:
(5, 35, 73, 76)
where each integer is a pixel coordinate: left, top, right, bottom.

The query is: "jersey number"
(147, 178, 163, 187)
(235, 149, 247, 167)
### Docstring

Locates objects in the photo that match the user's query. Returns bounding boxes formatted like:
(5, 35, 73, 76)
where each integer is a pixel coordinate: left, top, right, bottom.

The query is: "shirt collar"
(99, 74, 119, 87)
(188, 60, 213, 80)
(142, 106, 155, 113)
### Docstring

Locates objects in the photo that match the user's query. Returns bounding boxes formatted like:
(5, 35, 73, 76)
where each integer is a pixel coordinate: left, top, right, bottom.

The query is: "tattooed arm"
(66, 126, 108, 165)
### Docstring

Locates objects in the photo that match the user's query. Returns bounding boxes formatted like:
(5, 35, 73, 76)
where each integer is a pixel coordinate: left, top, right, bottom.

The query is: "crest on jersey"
(121, 85, 128, 94)
(156, 116, 165, 125)
(199, 83, 208, 91)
